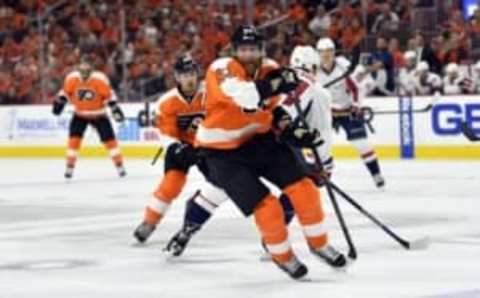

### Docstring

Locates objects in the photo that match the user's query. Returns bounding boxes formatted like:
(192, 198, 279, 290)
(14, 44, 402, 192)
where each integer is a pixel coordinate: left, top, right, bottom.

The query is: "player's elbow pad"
(52, 95, 67, 115)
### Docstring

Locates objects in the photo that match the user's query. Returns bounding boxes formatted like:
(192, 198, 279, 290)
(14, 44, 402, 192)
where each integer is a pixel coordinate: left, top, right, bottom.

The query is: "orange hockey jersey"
(195, 57, 279, 150)
(156, 84, 205, 146)
(61, 71, 115, 117)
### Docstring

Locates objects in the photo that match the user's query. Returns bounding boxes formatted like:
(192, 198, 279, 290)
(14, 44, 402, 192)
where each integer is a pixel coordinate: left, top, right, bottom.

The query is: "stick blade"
(408, 236, 431, 250)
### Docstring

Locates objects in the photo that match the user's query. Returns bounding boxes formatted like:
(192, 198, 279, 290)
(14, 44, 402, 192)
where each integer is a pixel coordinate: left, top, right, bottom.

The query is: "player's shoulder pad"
(64, 71, 81, 82)
(335, 56, 351, 70)
(156, 88, 179, 107)
(262, 58, 279, 69)
(209, 57, 234, 71)
(90, 71, 111, 85)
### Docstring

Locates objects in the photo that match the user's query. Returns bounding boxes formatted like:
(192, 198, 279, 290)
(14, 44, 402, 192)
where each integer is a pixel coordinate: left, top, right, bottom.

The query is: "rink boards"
(0, 95, 478, 159)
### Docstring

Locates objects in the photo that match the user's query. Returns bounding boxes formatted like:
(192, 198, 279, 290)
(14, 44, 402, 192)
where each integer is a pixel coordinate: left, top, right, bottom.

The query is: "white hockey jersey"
(443, 75, 473, 95)
(398, 67, 417, 95)
(473, 72, 480, 94)
(284, 69, 333, 166)
(414, 72, 442, 95)
(351, 67, 376, 99)
(316, 56, 358, 112)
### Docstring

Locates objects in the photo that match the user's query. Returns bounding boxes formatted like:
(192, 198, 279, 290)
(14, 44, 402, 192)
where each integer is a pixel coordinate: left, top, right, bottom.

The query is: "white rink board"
(0, 96, 479, 159)
(0, 103, 160, 145)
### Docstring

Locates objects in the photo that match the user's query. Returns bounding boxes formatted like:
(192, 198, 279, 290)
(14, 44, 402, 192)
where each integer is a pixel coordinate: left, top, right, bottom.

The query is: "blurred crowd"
(0, 0, 480, 105)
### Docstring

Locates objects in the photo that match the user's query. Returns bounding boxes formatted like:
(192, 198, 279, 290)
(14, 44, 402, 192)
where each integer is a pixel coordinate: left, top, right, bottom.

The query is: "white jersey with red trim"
(283, 69, 333, 165)
(315, 56, 357, 112)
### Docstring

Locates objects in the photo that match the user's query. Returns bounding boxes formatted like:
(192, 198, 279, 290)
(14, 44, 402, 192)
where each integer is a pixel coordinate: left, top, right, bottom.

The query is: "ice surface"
(1, 158, 480, 298)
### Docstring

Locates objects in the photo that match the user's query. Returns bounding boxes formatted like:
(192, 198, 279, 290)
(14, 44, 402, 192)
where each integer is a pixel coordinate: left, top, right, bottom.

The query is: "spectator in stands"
(468, 8, 480, 35)
(327, 11, 343, 45)
(308, 4, 331, 37)
(341, 15, 365, 53)
(0, 71, 11, 104)
(417, 33, 444, 75)
(442, 34, 469, 64)
(371, 36, 395, 95)
(371, 3, 400, 35)
(388, 37, 405, 68)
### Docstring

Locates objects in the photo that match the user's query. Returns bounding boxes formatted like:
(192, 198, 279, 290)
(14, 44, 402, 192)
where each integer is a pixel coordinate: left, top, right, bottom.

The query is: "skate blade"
(162, 248, 182, 262)
(408, 236, 431, 250)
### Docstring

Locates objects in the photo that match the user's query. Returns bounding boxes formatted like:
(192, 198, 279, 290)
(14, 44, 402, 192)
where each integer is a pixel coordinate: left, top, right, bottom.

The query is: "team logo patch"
(77, 89, 96, 101)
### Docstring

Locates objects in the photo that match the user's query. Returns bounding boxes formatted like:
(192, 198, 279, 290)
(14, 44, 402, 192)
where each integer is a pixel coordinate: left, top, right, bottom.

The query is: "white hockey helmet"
(289, 45, 320, 72)
(316, 37, 335, 51)
(416, 61, 429, 72)
(404, 51, 416, 60)
(445, 63, 459, 74)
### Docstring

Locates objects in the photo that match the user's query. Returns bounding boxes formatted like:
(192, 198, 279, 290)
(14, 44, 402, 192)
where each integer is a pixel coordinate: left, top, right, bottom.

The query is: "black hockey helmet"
(174, 55, 199, 75)
(231, 25, 263, 50)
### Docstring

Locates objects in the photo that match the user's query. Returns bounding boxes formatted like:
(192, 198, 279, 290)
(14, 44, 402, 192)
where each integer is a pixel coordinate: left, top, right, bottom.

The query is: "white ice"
(1, 158, 480, 298)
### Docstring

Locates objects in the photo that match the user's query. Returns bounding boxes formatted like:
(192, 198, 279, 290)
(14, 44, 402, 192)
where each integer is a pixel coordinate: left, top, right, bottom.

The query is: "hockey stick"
(291, 98, 357, 260)
(461, 122, 480, 141)
(362, 102, 433, 117)
(361, 93, 441, 123)
(151, 147, 164, 166)
(327, 181, 430, 250)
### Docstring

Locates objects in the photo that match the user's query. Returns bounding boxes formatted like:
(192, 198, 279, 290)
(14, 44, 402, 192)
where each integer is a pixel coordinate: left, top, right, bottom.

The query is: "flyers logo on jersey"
(77, 89, 96, 101)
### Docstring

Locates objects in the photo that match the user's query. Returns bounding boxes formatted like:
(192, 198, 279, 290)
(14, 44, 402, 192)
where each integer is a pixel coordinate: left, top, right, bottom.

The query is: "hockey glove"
(52, 95, 68, 116)
(350, 105, 364, 121)
(272, 106, 292, 130)
(108, 101, 125, 122)
(169, 142, 198, 168)
(280, 123, 324, 148)
(255, 67, 300, 101)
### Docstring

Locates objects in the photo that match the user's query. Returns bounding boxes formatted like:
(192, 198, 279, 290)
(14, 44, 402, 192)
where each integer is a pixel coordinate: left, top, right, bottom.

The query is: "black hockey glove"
(108, 101, 125, 122)
(272, 106, 292, 130)
(52, 95, 68, 116)
(255, 67, 300, 101)
(169, 142, 198, 168)
(176, 113, 205, 131)
(280, 123, 324, 148)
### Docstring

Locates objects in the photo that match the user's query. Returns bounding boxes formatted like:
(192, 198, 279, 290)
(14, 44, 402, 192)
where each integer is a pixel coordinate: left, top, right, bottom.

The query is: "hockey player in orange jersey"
(196, 26, 347, 279)
(133, 56, 230, 245)
(52, 57, 126, 179)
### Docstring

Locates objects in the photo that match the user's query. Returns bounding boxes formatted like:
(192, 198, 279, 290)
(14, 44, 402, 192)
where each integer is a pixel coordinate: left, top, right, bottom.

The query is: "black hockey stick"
(292, 99, 357, 260)
(461, 122, 480, 141)
(151, 147, 164, 165)
(327, 181, 430, 250)
(362, 103, 434, 117)
(361, 93, 440, 124)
